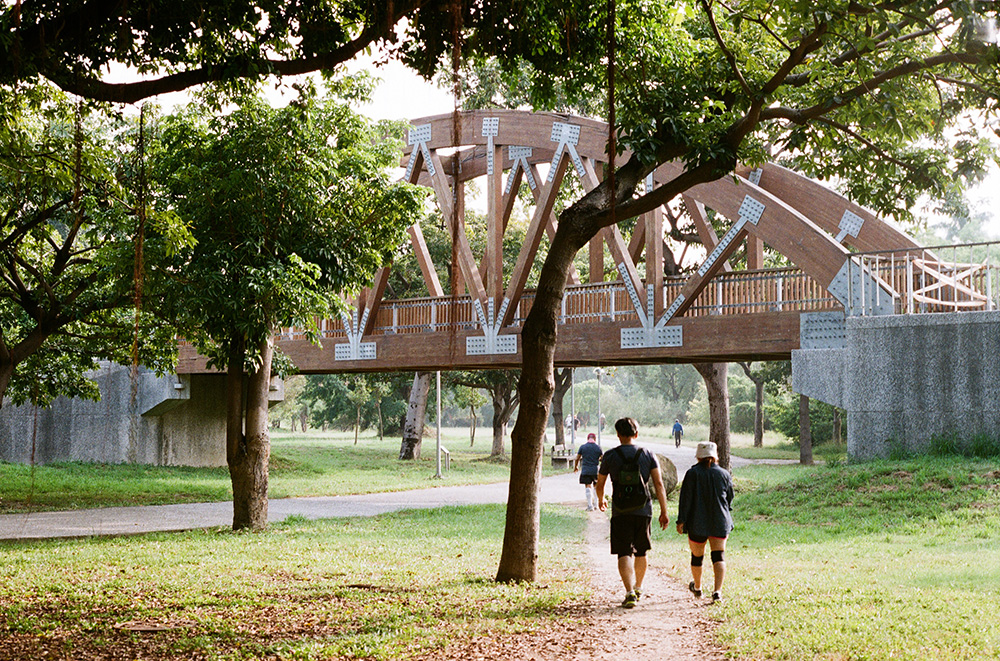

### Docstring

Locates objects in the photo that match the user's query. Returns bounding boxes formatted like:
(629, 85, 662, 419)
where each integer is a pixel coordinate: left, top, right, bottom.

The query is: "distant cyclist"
(672, 419, 684, 448)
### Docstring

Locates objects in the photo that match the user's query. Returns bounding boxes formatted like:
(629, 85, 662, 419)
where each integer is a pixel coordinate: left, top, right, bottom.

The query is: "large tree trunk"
(469, 407, 477, 447)
(399, 371, 431, 460)
(695, 362, 731, 470)
(229, 337, 272, 531)
(799, 394, 814, 465)
(550, 368, 572, 446)
(0, 358, 13, 409)
(497, 220, 578, 582)
(498, 150, 725, 583)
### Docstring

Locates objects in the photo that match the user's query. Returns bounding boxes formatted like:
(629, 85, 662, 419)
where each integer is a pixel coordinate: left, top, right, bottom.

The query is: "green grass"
(642, 423, 847, 463)
(4, 443, 1000, 659)
(0, 428, 529, 513)
(652, 457, 1000, 660)
(0, 504, 587, 660)
(0, 424, 844, 513)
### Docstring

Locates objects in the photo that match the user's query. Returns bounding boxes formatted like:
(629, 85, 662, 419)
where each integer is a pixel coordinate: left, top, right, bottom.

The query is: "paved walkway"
(0, 441, 723, 541)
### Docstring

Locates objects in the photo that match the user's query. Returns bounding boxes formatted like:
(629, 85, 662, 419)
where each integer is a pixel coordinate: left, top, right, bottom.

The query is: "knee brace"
(691, 554, 704, 567)
(711, 550, 725, 564)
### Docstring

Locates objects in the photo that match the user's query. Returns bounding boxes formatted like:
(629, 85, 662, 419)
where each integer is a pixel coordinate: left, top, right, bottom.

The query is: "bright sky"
(346, 56, 454, 121)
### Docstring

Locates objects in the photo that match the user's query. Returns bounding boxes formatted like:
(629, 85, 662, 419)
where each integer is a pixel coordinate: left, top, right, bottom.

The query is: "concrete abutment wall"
(793, 311, 1000, 459)
(0, 363, 284, 467)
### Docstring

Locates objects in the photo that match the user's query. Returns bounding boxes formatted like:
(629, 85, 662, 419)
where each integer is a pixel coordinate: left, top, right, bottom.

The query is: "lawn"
(0, 504, 588, 660)
(2, 448, 998, 659)
(0, 428, 524, 513)
(643, 422, 846, 463)
(0, 423, 845, 513)
(652, 456, 1000, 660)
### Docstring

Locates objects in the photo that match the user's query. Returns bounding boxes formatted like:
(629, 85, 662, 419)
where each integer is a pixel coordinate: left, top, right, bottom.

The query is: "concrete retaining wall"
(0, 363, 284, 467)
(793, 310, 1000, 459)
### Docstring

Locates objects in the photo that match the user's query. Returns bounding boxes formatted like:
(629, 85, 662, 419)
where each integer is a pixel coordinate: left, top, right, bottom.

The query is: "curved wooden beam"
(737, 162, 920, 252)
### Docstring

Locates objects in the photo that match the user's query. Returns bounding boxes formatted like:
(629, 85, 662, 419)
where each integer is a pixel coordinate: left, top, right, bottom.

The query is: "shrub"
(730, 401, 756, 433)
(929, 430, 1000, 458)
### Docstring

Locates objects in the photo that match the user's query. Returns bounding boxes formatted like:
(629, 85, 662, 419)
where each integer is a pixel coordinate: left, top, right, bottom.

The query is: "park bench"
(550, 444, 575, 469)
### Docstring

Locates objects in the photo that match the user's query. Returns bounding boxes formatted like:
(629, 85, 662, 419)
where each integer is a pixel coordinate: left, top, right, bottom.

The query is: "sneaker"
(633, 587, 642, 601)
(712, 591, 722, 602)
(622, 592, 637, 609)
(688, 581, 702, 598)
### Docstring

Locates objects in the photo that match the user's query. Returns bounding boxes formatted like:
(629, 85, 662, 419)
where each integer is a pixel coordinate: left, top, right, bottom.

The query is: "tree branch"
(762, 51, 985, 124)
(699, 0, 752, 97)
(37, 1, 436, 104)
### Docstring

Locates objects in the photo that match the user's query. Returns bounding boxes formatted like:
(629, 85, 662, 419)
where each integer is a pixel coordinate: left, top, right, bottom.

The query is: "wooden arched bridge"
(176, 110, 997, 374)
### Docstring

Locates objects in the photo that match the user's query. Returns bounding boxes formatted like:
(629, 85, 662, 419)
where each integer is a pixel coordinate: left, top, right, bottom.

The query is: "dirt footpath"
(571, 508, 726, 660)
(433, 509, 726, 661)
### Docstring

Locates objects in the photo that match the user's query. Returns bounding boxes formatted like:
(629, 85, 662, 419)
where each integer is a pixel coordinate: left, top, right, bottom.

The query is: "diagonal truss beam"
(683, 194, 732, 274)
(362, 267, 391, 336)
(499, 153, 572, 326)
(427, 150, 488, 306)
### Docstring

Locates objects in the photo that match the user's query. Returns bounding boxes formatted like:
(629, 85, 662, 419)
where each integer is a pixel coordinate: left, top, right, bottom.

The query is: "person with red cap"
(573, 432, 603, 511)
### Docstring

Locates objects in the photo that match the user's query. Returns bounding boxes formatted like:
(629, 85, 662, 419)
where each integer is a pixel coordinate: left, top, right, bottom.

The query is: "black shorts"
(688, 534, 727, 544)
(610, 514, 652, 558)
(579, 473, 598, 486)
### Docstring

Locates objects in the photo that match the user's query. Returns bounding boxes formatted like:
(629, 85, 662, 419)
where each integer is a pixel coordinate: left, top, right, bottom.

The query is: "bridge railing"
(846, 241, 1000, 316)
(276, 266, 838, 340)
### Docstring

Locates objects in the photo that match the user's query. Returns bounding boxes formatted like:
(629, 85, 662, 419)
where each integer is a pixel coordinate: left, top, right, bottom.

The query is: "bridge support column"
(793, 310, 1000, 459)
(0, 362, 284, 467)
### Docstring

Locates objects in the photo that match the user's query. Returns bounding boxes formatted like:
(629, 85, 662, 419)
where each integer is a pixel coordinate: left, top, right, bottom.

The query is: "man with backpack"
(595, 417, 670, 608)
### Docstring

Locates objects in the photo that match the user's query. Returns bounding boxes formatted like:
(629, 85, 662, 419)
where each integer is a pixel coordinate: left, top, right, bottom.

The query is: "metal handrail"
(845, 240, 1000, 316)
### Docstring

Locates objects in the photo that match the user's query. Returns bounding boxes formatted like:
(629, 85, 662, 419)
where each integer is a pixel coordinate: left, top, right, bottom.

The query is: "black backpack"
(612, 446, 649, 513)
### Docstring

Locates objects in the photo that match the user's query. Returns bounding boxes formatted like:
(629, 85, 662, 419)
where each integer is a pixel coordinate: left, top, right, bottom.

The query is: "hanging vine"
(607, 0, 616, 226)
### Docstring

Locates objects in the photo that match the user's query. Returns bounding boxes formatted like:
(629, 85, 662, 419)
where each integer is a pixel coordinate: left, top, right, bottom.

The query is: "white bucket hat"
(695, 441, 719, 461)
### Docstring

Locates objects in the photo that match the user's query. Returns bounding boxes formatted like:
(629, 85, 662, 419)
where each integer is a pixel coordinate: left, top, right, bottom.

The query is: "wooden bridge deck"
(177, 267, 840, 373)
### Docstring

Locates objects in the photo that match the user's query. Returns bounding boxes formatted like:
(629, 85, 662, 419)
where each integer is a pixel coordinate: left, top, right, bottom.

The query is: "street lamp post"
(570, 368, 576, 450)
(594, 367, 605, 445)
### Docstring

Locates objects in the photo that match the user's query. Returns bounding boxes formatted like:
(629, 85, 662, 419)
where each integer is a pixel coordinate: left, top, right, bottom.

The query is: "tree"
(449, 370, 520, 459)
(549, 368, 573, 446)
(404, 1, 1000, 582)
(2, 2, 454, 104)
(453, 384, 489, 447)
(269, 375, 307, 431)
(739, 361, 791, 448)
(304, 372, 404, 441)
(149, 82, 422, 530)
(400, 371, 433, 460)
(695, 363, 732, 469)
(0, 82, 178, 409)
(799, 394, 814, 465)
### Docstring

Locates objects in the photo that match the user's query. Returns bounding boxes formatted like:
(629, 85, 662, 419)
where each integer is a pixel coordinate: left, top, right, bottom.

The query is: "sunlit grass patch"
(0, 428, 526, 513)
(0, 504, 587, 660)
(702, 458, 1000, 660)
